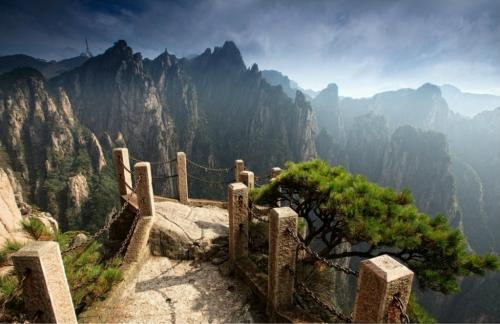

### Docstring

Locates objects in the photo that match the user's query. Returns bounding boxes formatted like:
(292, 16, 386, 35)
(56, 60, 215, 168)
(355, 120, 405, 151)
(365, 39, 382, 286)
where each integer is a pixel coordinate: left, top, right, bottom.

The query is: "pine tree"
(251, 159, 499, 293)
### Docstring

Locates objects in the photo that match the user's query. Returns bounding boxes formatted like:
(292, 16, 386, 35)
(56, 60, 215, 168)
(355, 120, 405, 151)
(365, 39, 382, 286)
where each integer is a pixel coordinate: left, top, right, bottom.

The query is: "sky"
(0, 0, 499, 97)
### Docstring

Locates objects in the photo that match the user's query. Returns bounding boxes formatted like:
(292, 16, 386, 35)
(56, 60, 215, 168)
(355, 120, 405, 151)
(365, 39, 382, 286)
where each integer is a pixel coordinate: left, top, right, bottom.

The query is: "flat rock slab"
(82, 257, 257, 323)
(149, 201, 228, 259)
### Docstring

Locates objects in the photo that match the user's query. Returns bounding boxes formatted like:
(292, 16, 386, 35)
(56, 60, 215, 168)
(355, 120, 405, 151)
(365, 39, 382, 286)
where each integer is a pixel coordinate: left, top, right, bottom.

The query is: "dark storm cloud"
(0, 0, 499, 96)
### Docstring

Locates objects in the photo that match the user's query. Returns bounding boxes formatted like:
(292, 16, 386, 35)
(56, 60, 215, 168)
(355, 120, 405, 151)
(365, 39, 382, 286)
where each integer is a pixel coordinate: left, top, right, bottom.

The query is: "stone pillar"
(227, 182, 249, 262)
(239, 170, 255, 191)
(122, 163, 155, 265)
(134, 162, 155, 217)
(267, 207, 298, 315)
(352, 254, 414, 323)
(112, 148, 132, 196)
(12, 241, 77, 324)
(270, 167, 282, 181)
(176, 152, 189, 204)
(234, 159, 244, 182)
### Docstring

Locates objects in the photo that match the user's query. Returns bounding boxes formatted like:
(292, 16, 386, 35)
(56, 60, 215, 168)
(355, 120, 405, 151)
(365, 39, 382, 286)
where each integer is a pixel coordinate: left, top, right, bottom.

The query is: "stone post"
(270, 167, 282, 181)
(176, 152, 189, 204)
(123, 162, 155, 264)
(267, 207, 298, 315)
(239, 170, 255, 191)
(112, 148, 132, 196)
(234, 159, 244, 182)
(352, 254, 414, 323)
(134, 162, 155, 217)
(12, 241, 77, 324)
(227, 182, 249, 262)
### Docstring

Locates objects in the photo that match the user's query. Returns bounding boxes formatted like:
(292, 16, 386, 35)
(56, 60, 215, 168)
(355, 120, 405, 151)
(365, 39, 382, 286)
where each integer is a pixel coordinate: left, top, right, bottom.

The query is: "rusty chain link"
(296, 280, 352, 323)
(285, 228, 358, 276)
(187, 173, 231, 185)
(186, 158, 233, 172)
(392, 295, 410, 323)
(130, 155, 177, 166)
(247, 205, 270, 223)
(152, 174, 178, 180)
(62, 176, 142, 255)
(1, 271, 28, 319)
(117, 207, 141, 256)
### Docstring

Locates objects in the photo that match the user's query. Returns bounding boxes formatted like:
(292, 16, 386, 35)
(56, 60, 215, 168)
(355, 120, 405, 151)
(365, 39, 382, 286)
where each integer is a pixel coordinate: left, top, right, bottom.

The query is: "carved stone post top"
(113, 147, 128, 153)
(240, 170, 254, 176)
(270, 206, 297, 220)
(228, 182, 248, 191)
(13, 240, 59, 257)
(360, 254, 414, 281)
(177, 151, 186, 158)
(271, 167, 282, 177)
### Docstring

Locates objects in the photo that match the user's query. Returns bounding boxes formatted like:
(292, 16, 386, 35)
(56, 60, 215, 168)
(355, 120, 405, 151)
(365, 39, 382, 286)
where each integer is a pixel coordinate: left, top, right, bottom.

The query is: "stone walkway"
(87, 257, 257, 323)
(80, 200, 265, 323)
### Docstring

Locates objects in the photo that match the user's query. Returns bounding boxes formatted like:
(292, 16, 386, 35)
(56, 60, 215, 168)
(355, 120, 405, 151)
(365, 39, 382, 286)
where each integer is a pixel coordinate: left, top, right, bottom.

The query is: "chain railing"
(285, 227, 358, 276)
(62, 176, 142, 255)
(186, 158, 234, 173)
(130, 155, 177, 166)
(392, 294, 410, 323)
(187, 173, 232, 185)
(296, 280, 352, 323)
(248, 204, 270, 223)
(117, 208, 141, 256)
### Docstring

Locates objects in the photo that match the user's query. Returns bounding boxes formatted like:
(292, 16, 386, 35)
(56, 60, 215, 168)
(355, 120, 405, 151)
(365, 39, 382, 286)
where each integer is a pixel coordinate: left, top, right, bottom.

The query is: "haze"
(1, 0, 499, 97)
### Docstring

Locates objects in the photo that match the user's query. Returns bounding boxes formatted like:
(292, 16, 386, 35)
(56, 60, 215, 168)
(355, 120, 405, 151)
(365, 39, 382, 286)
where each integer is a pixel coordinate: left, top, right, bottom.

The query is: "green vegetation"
(79, 167, 119, 232)
(0, 220, 123, 320)
(252, 160, 499, 294)
(408, 293, 436, 323)
(58, 231, 123, 312)
(0, 240, 24, 265)
(21, 217, 53, 240)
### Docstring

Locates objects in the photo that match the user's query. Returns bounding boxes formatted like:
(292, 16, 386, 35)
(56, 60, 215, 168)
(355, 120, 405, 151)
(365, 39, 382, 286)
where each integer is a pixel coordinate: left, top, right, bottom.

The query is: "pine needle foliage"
(251, 160, 499, 294)
(58, 232, 123, 313)
(21, 217, 53, 240)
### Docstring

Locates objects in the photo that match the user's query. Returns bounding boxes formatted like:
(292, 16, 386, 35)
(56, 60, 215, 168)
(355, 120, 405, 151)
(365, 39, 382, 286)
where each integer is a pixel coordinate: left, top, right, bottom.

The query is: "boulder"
(149, 201, 228, 260)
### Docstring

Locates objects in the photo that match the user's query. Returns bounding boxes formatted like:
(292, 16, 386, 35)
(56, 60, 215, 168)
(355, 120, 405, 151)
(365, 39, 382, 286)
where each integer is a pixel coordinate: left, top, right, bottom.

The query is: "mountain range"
(0, 40, 499, 322)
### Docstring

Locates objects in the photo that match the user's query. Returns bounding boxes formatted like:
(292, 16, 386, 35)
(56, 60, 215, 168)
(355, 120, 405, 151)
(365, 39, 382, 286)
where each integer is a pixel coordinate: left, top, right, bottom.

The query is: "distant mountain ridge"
(440, 84, 500, 117)
(0, 54, 89, 79)
(261, 69, 317, 100)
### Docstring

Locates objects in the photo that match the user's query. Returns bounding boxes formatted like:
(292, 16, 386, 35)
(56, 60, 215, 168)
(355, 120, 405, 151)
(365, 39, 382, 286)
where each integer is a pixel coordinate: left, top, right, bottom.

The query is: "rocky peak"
(197, 40, 246, 72)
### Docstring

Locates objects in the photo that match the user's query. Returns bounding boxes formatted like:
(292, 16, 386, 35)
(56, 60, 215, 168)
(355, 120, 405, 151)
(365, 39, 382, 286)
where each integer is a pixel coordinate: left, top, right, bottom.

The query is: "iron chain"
(248, 206, 269, 223)
(62, 176, 142, 255)
(130, 155, 177, 166)
(285, 228, 358, 276)
(117, 208, 141, 256)
(296, 280, 352, 323)
(187, 173, 231, 185)
(152, 174, 178, 180)
(392, 295, 410, 323)
(186, 158, 233, 172)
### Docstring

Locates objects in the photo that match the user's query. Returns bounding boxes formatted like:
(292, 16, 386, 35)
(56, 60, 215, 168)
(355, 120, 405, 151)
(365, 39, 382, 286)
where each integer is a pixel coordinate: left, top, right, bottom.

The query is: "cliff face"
(52, 40, 316, 195)
(380, 126, 460, 225)
(0, 168, 24, 245)
(311, 83, 345, 143)
(317, 82, 499, 322)
(0, 40, 316, 227)
(0, 68, 110, 230)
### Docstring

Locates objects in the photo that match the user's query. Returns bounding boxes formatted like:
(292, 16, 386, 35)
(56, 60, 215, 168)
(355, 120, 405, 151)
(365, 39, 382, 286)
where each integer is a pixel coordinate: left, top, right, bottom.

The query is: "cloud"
(0, 0, 499, 96)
